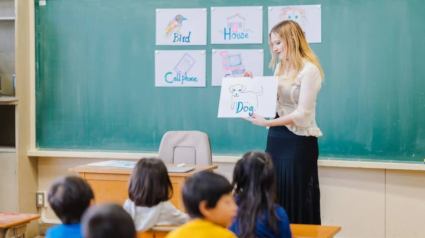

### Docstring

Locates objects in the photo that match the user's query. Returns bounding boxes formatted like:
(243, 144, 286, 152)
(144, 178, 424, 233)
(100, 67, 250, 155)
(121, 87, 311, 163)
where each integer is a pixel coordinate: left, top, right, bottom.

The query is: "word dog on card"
(218, 77, 278, 118)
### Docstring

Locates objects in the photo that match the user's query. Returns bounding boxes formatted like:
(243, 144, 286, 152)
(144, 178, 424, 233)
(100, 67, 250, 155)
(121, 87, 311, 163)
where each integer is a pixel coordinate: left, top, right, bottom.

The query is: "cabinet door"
(0, 151, 17, 212)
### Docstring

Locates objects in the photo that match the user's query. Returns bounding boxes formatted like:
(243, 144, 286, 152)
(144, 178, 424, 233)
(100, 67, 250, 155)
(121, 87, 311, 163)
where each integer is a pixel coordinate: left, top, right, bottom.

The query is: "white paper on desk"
(88, 160, 136, 168)
(218, 76, 278, 118)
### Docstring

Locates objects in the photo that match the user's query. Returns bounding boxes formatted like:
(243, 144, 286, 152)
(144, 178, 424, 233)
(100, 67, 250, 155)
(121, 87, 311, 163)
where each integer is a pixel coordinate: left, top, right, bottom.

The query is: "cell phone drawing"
(174, 53, 196, 75)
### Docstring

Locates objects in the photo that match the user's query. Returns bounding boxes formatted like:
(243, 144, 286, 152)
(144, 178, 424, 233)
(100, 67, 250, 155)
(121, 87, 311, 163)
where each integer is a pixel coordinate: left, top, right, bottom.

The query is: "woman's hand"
(243, 71, 253, 78)
(243, 113, 269, 127)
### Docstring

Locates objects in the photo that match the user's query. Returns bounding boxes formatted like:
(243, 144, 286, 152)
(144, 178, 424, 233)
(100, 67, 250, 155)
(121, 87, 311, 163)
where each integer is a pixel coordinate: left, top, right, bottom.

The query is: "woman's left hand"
(243, 113, 269, 127)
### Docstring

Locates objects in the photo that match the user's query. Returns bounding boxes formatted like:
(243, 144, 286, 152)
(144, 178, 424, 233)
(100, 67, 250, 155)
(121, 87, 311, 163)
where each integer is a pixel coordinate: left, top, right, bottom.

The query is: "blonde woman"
(244, 20, 324, 225)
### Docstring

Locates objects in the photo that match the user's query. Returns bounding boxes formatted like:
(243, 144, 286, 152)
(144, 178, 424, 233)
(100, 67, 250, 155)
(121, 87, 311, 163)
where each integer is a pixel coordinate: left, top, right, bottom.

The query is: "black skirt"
(265, 124, 321, 225)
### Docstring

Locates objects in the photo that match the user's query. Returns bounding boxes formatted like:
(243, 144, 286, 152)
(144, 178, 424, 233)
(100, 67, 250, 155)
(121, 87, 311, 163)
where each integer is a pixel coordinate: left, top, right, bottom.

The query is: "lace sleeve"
(289, 65, 322, 127)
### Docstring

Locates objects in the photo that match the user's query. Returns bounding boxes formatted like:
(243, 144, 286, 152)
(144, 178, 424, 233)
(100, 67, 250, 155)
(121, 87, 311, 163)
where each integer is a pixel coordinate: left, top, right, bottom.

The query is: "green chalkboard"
(35, 0, 425, 162)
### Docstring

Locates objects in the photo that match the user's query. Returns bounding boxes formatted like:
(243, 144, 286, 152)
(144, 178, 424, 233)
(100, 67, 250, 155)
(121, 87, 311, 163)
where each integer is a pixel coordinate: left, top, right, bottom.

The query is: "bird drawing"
(164, 14, 187, 39)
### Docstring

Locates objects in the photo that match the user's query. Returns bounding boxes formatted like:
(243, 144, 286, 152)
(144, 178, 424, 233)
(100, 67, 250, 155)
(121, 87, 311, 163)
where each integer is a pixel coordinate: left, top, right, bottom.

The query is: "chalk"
(177, 163, 185, 167)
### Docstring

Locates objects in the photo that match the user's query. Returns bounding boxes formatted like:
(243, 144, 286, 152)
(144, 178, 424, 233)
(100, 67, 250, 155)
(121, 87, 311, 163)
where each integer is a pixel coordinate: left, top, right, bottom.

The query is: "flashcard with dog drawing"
(211, 49, 264, 86)
(218, 77, 278, 118)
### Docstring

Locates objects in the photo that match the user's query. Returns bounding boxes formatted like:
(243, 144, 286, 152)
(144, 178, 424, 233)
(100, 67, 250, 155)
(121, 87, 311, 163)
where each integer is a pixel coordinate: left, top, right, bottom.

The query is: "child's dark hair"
(82, 204, 136, 238)
(48, 176, 94, 224)
(182, 171, 233, 218)
(128, 158, 173, 207)
(233, 151, 279, 238)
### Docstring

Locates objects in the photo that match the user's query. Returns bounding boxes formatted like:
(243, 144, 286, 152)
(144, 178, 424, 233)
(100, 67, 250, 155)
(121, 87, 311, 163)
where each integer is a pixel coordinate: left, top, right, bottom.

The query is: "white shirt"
(275, 59, 323, 137)
(123, 199, 189, 232)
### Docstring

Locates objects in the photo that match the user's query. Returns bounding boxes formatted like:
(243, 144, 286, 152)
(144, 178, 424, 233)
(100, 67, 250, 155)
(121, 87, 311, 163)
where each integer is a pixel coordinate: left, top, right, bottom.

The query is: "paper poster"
(268, 5, 322, 43)
(156, 8, 207, 45)
(211, 49, 264, 86)
(218, 77, 278, 118)
(211, 6, 263, 44)
(155, 50, 206, 87)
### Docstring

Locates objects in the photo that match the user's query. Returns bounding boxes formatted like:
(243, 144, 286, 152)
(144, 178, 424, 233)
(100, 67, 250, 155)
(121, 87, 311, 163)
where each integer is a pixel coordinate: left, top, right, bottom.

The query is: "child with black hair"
(123, 158, 188, 231)
(46, 176, 95, 238)
(165, 171, 238, 238)
(82, 204, 136, 238)
(229, 151, 292, 238)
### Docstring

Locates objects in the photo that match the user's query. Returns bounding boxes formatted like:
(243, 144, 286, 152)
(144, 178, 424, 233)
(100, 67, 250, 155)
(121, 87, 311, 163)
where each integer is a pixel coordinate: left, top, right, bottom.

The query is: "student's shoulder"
(122, 199, 135, 213)
(123, 198, 134, 207)
(160, 200, 184, 215)
(202, 221, 237, 238)
(302, 60, 320, 75)
(161, 200, 177, 208)
(164, 220, 194, 238)
(45, 224, 82, 238)
(274, 205, 290, 222)
(45, 224, 66, 235)
(165, 220, 237, 238)
(45, 225, 57, 238)
(274, 204, 288, 216)
(217, 228, 238, 238)
(164, 225, 188, 238)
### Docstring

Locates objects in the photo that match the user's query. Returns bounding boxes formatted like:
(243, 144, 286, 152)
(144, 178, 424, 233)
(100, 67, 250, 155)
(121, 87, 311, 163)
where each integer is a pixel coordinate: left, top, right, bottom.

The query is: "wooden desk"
(138, 224, 341, 238)
(291, 224, 341, 238)
(0, 212, 40, 238)
(69, 163, 217, 211)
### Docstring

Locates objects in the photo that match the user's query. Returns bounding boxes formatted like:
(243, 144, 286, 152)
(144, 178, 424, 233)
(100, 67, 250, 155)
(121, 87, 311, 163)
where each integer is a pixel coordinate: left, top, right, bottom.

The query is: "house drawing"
(226, 14, 246, 33)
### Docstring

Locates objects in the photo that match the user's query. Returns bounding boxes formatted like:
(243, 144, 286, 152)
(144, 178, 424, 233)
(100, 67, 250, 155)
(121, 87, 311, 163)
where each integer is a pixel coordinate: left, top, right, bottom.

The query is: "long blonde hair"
(269, 20, 324, 81)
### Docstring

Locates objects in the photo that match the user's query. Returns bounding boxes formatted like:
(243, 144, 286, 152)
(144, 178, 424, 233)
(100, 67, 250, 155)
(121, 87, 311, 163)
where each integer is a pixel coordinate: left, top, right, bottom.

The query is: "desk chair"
(158, 131, 212, 165)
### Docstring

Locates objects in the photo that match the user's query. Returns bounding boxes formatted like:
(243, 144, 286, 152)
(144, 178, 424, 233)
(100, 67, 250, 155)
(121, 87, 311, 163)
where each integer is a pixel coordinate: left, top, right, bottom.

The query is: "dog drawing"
(229, 84, 263, 110)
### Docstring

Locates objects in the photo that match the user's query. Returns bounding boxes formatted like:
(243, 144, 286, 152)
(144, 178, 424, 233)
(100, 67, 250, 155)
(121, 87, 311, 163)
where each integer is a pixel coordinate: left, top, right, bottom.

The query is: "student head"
(182, 171, 237, 228)
(232, 151, 278, 237)
(82, 204, 136, 238)
(48, 176, 94, 224)
(269, 20, 324, 80)
(128, 158, 173, 207)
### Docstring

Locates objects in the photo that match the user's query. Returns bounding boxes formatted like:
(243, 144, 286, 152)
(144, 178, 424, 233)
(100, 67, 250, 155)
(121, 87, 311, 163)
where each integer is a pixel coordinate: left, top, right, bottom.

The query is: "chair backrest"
(158, 131, 212, 165)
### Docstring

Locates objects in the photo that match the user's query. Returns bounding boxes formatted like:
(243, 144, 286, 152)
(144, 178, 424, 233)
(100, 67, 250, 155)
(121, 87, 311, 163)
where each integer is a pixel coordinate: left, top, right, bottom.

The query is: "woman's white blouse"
(275, 59, 323, 137)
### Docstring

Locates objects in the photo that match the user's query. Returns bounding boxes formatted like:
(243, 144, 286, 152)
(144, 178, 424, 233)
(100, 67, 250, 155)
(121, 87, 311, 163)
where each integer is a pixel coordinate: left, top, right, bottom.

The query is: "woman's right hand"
(243, 71, 253, 78)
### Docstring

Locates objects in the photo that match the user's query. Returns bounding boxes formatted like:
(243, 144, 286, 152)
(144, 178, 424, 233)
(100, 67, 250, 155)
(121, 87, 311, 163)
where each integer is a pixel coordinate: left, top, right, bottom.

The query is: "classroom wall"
(0, 151, 17, 212)
(37, 158, 425, 238)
